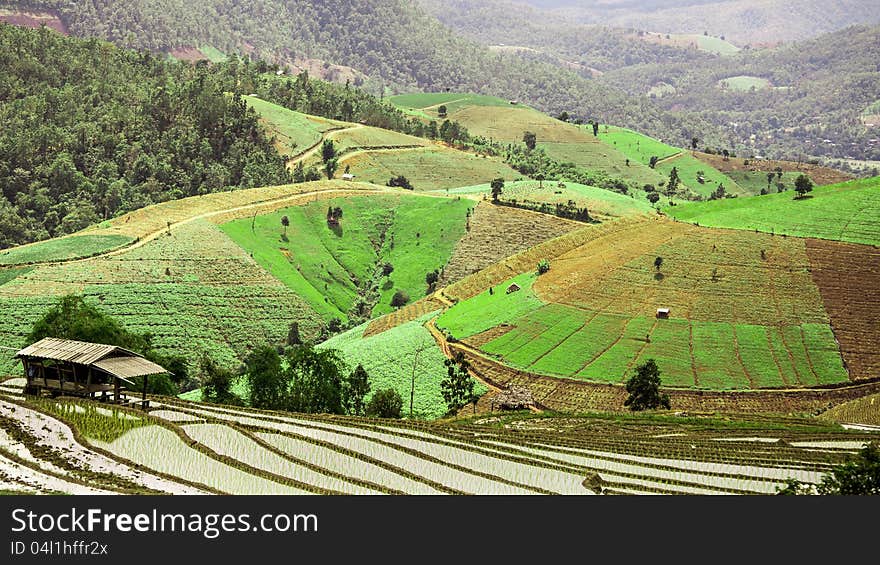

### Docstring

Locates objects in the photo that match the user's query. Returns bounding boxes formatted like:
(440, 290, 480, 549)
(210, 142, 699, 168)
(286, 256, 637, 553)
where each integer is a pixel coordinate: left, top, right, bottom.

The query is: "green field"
(0, 235, 133, 265)
(342, 147, 523, 191)
(389, 92, 513, 119)
(243, 96, 338, 157)
(435, 218, 852, 391)
(726, 171, 809, 195)
(320, 313, 487, 419)
(198, 45, 228, 63)
(688, 35, 741, 55)
(666, 176, 880, 245)
(539, 140, 665, 188)
(443, 180, 653, 218)
(599, 126, 681, 163)
(718, 76, 772, 92)
(221, 194, 474, 322)
(655, 153, 745, 197)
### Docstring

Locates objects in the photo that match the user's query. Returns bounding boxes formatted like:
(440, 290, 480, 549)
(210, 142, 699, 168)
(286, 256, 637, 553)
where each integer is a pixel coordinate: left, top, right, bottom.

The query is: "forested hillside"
(600, 25, 880, 161)
(515, 0, 880, 44)
(0, 24, 290, 248)
(5, 0, 727, 150)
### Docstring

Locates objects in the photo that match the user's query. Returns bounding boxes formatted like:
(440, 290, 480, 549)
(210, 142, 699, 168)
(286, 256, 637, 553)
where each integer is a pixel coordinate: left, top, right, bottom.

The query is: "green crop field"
(539, 140, 665, 187)
(221, 194, 474, 322)
(0, 235, 133, 265)
(443, 180, 653, 218)
(689, 35, 741, 55)
(341, 146, 522, 191)
(718, 76, 772, 91)
(436, 218, 852, 390)
(319, 312, 487, 419)
(666, 176, 880, 246)
(389, 92, 513, 119)
(243, 96, 339, 157)
(0, 220, 324, 374)
(198, 45, 227, 63)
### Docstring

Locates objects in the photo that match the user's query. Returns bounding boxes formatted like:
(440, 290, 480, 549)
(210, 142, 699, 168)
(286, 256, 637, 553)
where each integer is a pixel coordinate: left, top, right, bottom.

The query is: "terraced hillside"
(1, 385, 874, 495)
(436, 216, 856, 390)
(0, 181, 385, 373)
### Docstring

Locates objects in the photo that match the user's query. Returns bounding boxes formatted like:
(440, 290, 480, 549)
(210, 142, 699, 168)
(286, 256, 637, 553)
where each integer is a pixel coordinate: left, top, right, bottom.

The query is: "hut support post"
(114, 378, 120, 404)
(142, 375, 148, 410)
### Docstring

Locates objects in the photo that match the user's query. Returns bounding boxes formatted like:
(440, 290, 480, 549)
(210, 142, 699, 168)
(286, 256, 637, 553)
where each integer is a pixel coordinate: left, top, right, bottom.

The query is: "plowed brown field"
(806, 239, 880, 381)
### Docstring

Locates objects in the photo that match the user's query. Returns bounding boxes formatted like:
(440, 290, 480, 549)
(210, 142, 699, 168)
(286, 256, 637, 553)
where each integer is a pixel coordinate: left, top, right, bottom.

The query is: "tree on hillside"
(387, 175, 414, 190)
(391, 289, 410, 308)
(425, 269, 440, 292)
(666, 167, 680, 195)
(321, 139, 337, 163)
(245, 346, 286, 410)
(647, 192, 660, 205)
(287, 321, 302, 346)
(382, 262, 394, 276)
(441, 351, 475, 414)
(523, 131, 537, 151)
(654, 256, 664, 271)
(293, 161, 306, 183)
(624, 359, 670, 411)
(649, 156, 659, 169)
(556, 111, 569, 122)
(325, 158, 339, 180)
(490, 177, 505, 201)
(200, 354, 241, 406)
(767, 172, 775, 190)
(722, 149, 730, 161)
(345, 364, 371, 416)
(366, 388, 403, 418)
(794, 174, 813, 198)
(592, 121, 599, 137)
(691, 136, 699, 150)
(438, 105, 448, 118)
(281, 215, 289, 238)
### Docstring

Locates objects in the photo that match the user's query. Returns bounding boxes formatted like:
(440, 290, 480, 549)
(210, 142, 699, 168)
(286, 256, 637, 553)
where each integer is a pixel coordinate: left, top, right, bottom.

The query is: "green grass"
(442, 180, 653, 218)
(665, 176, 880, 246)
(726, 171, 809, 195)
(689, 35, 741, 56)
(0, 235, 133, 265)
(198, 45, 227, 63)
(221, 194, 474, 322)
(718, 76, 772, 92)
(599, 126, 681, 163)
(243, 96, 334, 157)
(436, 272, 543, 339)
(655, 153, 745, 197)
(539, 140, 665, 188)
(0, 266, 32, 286)
(319, 313, 487, 419)
(389, 92, 512, 114)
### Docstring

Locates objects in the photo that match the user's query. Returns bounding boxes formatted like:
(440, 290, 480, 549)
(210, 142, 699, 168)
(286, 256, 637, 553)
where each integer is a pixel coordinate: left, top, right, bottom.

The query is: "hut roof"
(17, 337, 132, 365)
(16, 337, 169, 379)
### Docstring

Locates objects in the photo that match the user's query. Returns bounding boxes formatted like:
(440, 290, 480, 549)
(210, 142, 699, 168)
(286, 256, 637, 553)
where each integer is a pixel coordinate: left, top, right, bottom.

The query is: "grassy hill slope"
(666, 176, 880, 246)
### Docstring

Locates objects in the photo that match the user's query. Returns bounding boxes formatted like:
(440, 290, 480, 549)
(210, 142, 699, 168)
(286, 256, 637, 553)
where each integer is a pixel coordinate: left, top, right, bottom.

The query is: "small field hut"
(16, 337, 169, 409)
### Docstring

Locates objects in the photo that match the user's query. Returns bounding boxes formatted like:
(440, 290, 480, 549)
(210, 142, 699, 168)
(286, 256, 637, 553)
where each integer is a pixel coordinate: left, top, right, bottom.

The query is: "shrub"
(366, 388, 403, 418)
(537, 259, 550, 275)
(391, 289, 410, 308)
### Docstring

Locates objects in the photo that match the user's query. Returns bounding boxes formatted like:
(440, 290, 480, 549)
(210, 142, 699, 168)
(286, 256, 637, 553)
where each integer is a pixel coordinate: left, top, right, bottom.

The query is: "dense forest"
(6, 0, 728, 150)
(0, 24, 289, 248)
(600, 25, 880, 161)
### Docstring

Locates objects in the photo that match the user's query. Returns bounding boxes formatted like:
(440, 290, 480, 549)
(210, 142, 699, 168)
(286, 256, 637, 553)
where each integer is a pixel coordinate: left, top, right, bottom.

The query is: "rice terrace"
(1, 8, 879, 499)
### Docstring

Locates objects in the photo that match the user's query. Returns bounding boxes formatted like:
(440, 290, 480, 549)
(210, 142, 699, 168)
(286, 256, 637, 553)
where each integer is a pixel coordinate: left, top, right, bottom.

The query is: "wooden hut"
(16, 337, 169, 409)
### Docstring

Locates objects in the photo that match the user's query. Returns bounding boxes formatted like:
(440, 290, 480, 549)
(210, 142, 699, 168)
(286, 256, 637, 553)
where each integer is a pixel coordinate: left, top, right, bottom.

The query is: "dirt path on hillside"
(287, 124, 365, 166)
